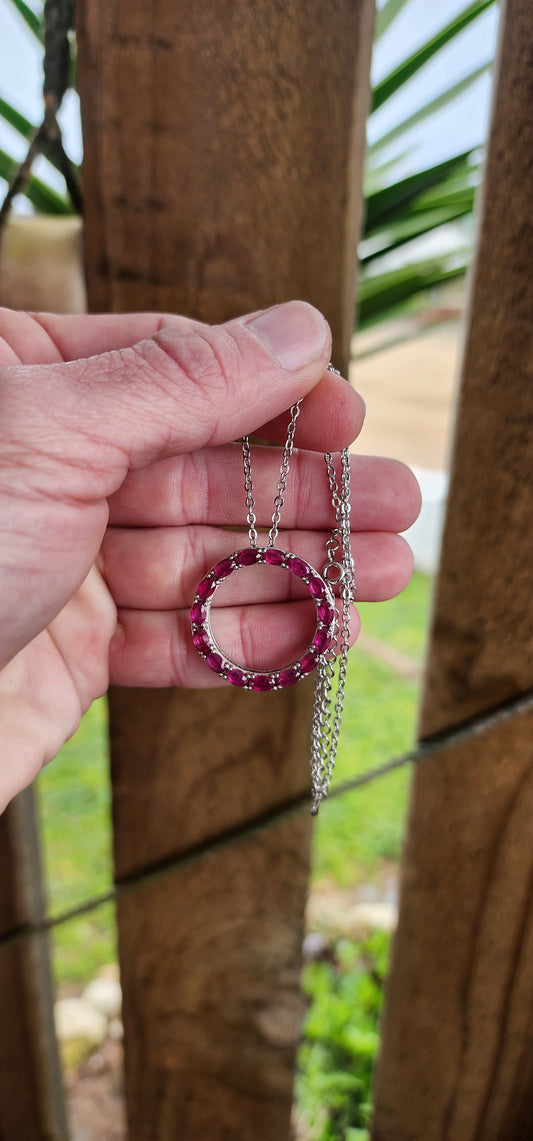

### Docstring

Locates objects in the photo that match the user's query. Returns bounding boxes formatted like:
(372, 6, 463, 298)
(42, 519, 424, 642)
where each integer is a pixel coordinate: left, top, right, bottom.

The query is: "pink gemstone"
(197, 577, 216, 601)
(236, 548, 261, 566)
(206, 652, 224, 674)
(213, 558, 234, 580)
(300, 652, 318, 675)
(276, 667, 300, 688)
(317, 601, 335, 624)
(192, 630, 210, 653)
(251, 674, 274, 691)
(314, 628, 332, 653)
(190, 601, 207, 625)
(288, 556, 309, 578)
(264, 548, 285, 566)
(227, 668, 248, 687)
(308, 576, 326, 598)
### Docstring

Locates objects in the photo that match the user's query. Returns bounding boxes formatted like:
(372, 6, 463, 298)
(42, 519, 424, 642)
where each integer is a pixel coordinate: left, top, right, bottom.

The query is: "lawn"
(36, 572, 433, 986)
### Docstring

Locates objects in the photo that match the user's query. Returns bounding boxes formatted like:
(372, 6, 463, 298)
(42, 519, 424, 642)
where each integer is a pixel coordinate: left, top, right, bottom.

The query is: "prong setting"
(190, 547, 337, 689)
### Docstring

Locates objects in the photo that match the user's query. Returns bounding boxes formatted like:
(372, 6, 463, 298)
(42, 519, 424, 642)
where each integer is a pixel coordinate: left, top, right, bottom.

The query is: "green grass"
(36, 697, 116, 985)
(36, 573, 432, 985)
(358, 571, 433, 662)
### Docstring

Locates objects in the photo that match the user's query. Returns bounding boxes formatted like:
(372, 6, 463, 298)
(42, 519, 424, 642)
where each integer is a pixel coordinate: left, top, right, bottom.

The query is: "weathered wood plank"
(371, 1, 533, 1137)
(77, 1, 375, 1137)
(0, 793, 67, 1140)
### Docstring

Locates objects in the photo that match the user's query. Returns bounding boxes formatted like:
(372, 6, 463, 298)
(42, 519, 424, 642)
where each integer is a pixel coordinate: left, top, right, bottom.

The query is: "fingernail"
(245, 301, 329, 370)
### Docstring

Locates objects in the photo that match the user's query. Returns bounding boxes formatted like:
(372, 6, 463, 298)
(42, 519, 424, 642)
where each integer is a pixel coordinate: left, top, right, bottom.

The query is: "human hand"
(0, 301, 420, 809)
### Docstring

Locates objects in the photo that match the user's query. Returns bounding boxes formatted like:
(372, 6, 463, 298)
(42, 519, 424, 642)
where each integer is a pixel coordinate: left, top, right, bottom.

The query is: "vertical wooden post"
(0, 793, 67, 1140)
(77, 2, 374, 1138)
(371, 1, 533, 1138)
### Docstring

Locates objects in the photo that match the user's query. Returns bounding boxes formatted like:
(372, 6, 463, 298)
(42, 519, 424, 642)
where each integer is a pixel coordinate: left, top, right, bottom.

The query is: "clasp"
(322, 561, 345, 586)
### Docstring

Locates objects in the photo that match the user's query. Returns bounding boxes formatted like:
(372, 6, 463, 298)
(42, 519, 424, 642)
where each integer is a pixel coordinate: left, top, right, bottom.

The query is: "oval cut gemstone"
(251, 674, 274, 691)
(276, 667, 300, 688)
(213, 557, 234, 580)
(288, 556, 309, 578)
(192, 630, 210, 652)
(206, 652, 224, 674)
(314, 628, 332, 653)
(235, 548, 261, 566)
(308, 576, 326, 598)
(197, 576, 216, 601)
(264, 548, 285, 566)
(317, 601, 335, 625)
(190, 601, 207, 625)
(227, 668, 248, 687)
(300, 652, 318, 675)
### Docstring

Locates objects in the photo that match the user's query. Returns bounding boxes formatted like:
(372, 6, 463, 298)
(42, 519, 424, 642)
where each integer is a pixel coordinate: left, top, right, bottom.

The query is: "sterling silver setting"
(190, 546, 337, 690)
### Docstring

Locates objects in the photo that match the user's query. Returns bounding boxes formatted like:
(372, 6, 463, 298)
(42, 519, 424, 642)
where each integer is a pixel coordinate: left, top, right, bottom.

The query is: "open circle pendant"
(190, 547, 337, 690)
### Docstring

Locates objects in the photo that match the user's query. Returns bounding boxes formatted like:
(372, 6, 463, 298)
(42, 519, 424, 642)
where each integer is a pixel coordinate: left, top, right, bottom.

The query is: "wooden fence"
(0, 0, 531, 1138)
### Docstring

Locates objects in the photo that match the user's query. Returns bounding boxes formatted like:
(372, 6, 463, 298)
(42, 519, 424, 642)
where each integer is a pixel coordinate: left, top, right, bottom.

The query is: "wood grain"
(77, 1, 375, 1136)
(0, 793, 67, 1140)
(372, 1, 533, 1137)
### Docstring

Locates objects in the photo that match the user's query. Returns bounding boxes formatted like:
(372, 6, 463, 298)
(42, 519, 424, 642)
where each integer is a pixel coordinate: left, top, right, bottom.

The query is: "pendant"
(190, 547, 337, 690)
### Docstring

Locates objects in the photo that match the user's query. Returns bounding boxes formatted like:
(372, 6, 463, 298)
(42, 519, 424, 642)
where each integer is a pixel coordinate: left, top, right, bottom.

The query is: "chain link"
(241, 401, 302, 547)
(267, 401, 301, 546)
(242, 435, 258, 547)
(241, 370, 355, 814)
(310, 447, 356, 814)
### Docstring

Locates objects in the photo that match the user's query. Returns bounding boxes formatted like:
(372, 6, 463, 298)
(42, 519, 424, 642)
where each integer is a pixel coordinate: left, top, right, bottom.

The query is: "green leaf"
(364, 150, 413, 196)
(357, 256, 468, 325)
(368, 62, 491, 157)
(365, 150, 473, 229)
(375, 0, 412, 41)
(361, 202, 474, 264)
(413, 173, 480, 212)
(7, 0, 42, 41)
(0, 95, 35, 140)
(0, 148, 72, 214)
(372, 0, 496, 112)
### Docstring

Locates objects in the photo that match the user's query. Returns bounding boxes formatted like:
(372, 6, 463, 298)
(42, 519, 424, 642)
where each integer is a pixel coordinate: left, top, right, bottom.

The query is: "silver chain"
(241, 370, 355, 814)
(242, 401, 302, 548)
(310, 447, 355, 813)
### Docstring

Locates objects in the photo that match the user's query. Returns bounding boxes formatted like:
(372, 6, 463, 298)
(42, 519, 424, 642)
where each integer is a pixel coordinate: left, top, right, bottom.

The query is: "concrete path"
(348, 317, 463, 574)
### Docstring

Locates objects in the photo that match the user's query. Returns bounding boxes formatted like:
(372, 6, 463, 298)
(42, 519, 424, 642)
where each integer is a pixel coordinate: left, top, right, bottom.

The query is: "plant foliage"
(0, 0, 497, 308)
(295, 933, 390, 1140)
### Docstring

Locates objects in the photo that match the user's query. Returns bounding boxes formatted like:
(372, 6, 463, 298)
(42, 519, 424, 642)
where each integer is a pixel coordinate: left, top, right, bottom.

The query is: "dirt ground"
(65, 1039, 126, 1141)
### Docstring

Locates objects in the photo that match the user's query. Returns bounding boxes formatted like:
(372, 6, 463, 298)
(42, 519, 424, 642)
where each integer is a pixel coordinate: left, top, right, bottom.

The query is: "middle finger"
(101, 525, 413, 610)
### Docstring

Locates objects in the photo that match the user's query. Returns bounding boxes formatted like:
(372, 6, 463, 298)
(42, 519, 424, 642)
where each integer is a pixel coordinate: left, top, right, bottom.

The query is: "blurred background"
(0, 1, 500, 1138)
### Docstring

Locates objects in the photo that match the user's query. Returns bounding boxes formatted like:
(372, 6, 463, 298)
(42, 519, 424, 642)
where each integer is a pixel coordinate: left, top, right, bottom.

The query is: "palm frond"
(372, 0, 496, 112)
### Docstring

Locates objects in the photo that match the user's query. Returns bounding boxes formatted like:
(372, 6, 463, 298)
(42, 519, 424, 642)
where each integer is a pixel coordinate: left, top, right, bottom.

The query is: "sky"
(0, 0, 501, 205)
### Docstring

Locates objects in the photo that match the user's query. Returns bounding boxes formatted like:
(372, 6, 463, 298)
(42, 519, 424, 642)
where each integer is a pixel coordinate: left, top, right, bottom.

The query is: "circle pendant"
(190, 547, 337, 689)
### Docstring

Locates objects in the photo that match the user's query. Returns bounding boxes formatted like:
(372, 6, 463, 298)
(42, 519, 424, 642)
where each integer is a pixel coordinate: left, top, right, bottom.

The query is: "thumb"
(5, 301, 331, 499)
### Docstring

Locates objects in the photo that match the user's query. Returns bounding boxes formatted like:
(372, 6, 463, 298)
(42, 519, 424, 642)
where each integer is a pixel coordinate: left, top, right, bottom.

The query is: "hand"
(0, 301, 420, 810)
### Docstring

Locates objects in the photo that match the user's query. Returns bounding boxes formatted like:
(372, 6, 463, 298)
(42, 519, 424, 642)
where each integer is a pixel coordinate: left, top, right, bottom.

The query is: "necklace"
(190, 366, 355, 812)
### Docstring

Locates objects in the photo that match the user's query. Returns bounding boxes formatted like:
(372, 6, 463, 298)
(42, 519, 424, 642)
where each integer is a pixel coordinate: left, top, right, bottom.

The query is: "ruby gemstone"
(264, 548, 285, 566)
(190, 602, 207, 625)
(227, 668, 248, 687)
(300, 652, 318, 675)
(236, 548, 261, 566)
(192, 630, 210, 652)
(276, 667, 300, 688)
(317, 601, 335, 625)
(206, 652, 224, 673)
(288, 556, 309, 578)
(251, 674, 274, 691)
(213, 558, 234, 580)
(197, 576, 217, 601)
(314, 628, 332, 653)
(308, 576, 326, 598)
